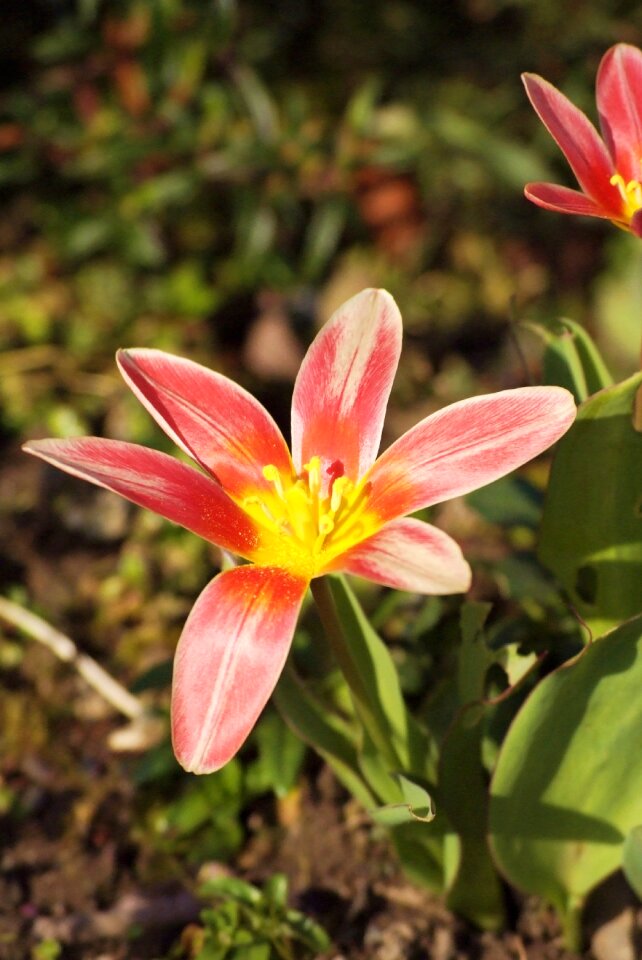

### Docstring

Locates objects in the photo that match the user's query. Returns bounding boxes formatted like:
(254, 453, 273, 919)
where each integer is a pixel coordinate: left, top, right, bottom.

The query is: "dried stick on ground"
(0, 596, 144, 720)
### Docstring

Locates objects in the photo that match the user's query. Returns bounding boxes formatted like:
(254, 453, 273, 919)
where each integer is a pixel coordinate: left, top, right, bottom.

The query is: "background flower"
(523, 43, 642, 236)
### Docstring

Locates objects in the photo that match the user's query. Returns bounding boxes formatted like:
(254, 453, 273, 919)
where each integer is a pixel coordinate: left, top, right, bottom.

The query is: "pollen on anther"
(262, 463, 285, 498)
(330, 476, 350, 512)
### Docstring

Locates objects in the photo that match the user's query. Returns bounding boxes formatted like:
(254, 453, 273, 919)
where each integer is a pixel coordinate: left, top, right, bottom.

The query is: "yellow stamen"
(330, 475, 351, 513)
(610, 172, 642, 221)
(262, 463, 284, 498)
(240, 457, 379, 577)
(303, 457, 321, 497)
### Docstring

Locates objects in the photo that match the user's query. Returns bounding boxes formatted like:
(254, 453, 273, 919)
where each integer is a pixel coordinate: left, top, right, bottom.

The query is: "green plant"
(174, 874, 330, 960)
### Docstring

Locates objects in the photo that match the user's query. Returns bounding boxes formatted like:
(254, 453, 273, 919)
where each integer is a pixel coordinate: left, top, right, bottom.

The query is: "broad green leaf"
(622, 825, 642, 899)
(490, 614, 642, 937)
(539, 373, 642, 636)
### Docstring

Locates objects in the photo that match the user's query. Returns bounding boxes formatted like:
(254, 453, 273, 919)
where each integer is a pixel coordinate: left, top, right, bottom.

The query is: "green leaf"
(438, 603, 505, 930)
(389, 821, 448, 893)
(490, 614, 642, 942)
(283, 908, 331, 952)
(231, 64, 279, 143)
(247, 709, 306, 798)
(322, 575, 433, 779)
(539, 373, 642, 637)
(371, 773, 435, 826)
(229, 945, 270, 960)
(262, 872, 288, 909)
(273, 664, 377, 809)
(199, 876, 264, 907)
(344, 77, 382, 132)
(467, 474, 542, 528)
(525, 317, 612, 403)
(622, 825, 642, 899)
(457, 601, 494, 704)
(300, 198, 347, 282)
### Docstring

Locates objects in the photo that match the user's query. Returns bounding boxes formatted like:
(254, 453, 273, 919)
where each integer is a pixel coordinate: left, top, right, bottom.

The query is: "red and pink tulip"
(24, 290, 576, 773)
(523, 43, 642, 236)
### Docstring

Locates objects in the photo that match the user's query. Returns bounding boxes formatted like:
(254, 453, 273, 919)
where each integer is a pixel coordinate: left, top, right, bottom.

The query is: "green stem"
(562, 896, 583, 953)
(310, 576, 402, 771)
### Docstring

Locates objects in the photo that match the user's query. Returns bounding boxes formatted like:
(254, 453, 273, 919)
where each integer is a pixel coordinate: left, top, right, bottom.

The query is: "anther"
(303, 456, 321, 497)
(262, 464, 285, 499)
(330, 475, 351, 513)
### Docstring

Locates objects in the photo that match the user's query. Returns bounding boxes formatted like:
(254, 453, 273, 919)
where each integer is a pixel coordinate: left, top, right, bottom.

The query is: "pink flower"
(23, 290, 575, 773)
(523, 43, 642, 236)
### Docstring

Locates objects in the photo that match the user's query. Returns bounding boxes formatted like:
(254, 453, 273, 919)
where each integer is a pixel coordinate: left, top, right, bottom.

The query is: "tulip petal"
(23, 437, 259, 557)
(365, 386, 576, 521)
(171, 565, 308, 773)
(117, 349, 293, 498)
(334, 517, 472, 595)
(291, 289, 402, 484)
(524, 182, 612, 219)
(522, 73, 623, 217)
(597, 43, 642, 182)
(631, 209, 642, 238)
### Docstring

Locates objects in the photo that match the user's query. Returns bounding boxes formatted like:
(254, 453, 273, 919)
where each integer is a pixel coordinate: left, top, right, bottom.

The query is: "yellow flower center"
(241, 456, 377, 578)
(610, 172, 642, 221)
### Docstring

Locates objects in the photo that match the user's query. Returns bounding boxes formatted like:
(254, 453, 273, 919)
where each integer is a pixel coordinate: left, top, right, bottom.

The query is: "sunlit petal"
(597, 43, 642, 182)
(291, 289, 402, 484)
(522, 73, 623, 217)
(171, 566, 308, 773)
(23, 437, 259, 557)
(365, 386, 576, 521)
(118, 348, 293, 498)
(631, 209, 642, 237)
(333, 517, 471, 595)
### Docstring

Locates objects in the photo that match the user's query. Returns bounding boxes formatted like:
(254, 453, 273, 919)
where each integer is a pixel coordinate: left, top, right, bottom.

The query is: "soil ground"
(1, 449, 640, 960)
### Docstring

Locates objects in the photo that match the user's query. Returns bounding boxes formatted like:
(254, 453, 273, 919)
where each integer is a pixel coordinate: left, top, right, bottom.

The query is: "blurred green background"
(2, 0, 642, 449)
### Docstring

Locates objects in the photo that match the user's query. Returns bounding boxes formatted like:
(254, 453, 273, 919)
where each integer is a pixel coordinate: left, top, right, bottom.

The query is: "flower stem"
(561, 896, 584, 953)
(310, 576, 402, 771)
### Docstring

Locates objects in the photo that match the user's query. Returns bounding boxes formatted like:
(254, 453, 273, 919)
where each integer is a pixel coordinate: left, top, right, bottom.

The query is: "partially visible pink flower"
(23, 290, 576, 773)
(523, 43, 642, 236)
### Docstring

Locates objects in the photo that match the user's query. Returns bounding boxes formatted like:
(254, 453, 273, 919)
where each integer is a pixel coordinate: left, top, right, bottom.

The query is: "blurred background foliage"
(3, 0, 642, 439)
(2, 1, 642, 953)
